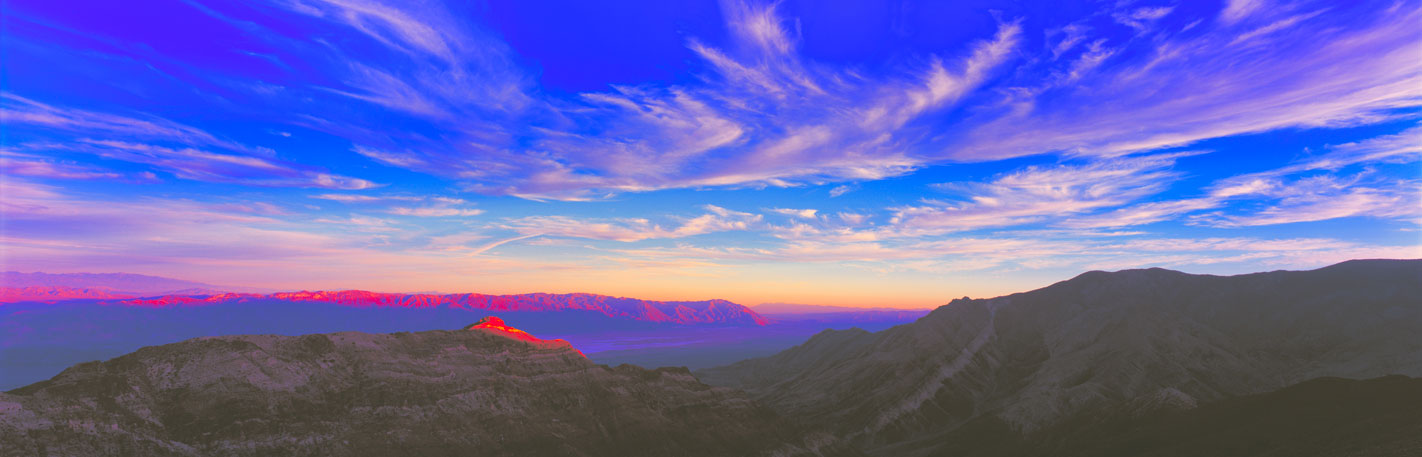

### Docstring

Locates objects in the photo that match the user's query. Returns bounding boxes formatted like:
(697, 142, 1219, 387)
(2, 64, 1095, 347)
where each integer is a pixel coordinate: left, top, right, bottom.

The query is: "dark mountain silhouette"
(697, 259, 1422, 455)
(0, 318, 858, 457)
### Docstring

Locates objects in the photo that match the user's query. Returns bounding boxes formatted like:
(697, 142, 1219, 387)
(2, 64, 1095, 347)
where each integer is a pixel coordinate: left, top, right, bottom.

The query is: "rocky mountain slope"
(0, 288, 769, 390)
(1061, 375, 1422, 457)
(914, 375, 1422, 457)
(697, 259, 1422, 455)
(0, 318, 855, 457)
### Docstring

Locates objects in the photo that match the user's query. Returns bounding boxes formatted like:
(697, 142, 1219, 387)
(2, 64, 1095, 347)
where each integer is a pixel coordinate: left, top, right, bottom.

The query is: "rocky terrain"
(0, 286, 925, 392)
(914, 375, 1422, 457)
(1063, 375, 1422, 457)
(697, 259, 1422, 455)
(0, 318, 855, 457)
(0, 288, 770, 389)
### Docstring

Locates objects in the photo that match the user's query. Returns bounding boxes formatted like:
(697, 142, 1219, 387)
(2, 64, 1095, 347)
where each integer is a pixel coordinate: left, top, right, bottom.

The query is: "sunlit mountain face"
(1, 1, 1420, 455)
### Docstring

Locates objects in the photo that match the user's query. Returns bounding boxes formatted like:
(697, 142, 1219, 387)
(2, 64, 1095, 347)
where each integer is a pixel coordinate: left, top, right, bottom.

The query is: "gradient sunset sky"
(2, 0, 1419, 308)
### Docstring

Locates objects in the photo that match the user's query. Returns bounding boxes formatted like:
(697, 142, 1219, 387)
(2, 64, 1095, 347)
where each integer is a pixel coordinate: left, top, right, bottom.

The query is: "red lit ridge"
(466, 316, 584, 356)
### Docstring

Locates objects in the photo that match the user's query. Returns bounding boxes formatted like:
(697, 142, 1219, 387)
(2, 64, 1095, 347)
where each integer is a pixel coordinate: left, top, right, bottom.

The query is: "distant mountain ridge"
(0, 271, 261, 302)
(0, 286, 768, 389)
(120, 289, 769, 326)
(697, 259, 1422, 456)
(1, 271, 768, 326)
(0, 285, 133, 303)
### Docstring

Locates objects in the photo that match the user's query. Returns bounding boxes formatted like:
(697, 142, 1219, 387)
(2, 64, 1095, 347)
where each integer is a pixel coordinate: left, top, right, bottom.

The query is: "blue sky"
(2, 0, 1419, 307)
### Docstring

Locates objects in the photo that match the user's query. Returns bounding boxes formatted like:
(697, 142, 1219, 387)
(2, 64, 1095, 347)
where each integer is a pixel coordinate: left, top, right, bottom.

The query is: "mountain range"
(0, 279, 897, 389)
(2, 259, 1418, 456)
(0, 318, 857, 457)
(696, 259, 1422, 455)
(120, 290, 769, 326)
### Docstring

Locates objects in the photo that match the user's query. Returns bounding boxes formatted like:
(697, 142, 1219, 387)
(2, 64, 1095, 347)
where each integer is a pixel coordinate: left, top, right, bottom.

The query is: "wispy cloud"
(310, 192, 482, 217)
(1190, 175, 1420, 227)
(889, 152, 1196, 234)
(47, 140, 381, 189)
(500, 205, 761, 242)
(312, 1, 1413, 201)
(1220, 0, 1268, 24)
(770, 208, 819, 219)
(279, 0, 535, 117)
(947, 4, 1420, 161)
(21, 0, 1406, 202)
(1, 95, 247, 152)
(388, 206, 484, 217)
(0, 152, 123, 180)
(4, 97, 378, 189)
(281, 1, 1024, 199)
(1062, 127, 1422, 228)
(311, 193, 417, 203)
(610, 229, 1417, 276)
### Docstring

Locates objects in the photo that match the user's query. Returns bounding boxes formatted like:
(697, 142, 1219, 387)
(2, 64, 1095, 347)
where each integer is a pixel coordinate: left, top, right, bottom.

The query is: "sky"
(1, 0, 1419, 308)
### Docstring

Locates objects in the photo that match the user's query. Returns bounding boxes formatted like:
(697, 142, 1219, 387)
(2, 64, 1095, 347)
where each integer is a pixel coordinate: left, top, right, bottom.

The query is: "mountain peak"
(468, 316, 519, 334)
(466, 316, 582, 355)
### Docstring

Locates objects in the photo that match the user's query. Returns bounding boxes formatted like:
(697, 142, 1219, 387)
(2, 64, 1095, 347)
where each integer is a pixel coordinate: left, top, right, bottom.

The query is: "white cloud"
(388, 207, 484, 217)
(311, 193, 464, 203)
(500, 205, 761, 242)
(0, 152, 123, 180)
(1220, 0, 1268, 24)
(770, 208, 819, 219)
(889, 152, 1194, 234)
(65, 0, 1410, 202)
(0, 94, 248, 152)
(1061, 127, 1422, 228)
(1191, 176, 1420, 227)
(3, 97, 378, 189)
(947, 5, 1420, 162)
(353, 145, 428, 168)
